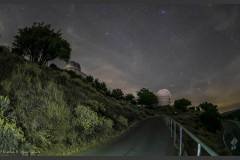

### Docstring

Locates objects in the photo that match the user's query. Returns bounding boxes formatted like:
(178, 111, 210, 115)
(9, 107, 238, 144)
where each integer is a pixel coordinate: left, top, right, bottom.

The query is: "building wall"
(158, 96, 171, 106)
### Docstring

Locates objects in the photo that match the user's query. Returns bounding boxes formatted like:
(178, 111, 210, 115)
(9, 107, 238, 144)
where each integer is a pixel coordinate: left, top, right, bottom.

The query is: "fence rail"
(164, 116, 218, 156)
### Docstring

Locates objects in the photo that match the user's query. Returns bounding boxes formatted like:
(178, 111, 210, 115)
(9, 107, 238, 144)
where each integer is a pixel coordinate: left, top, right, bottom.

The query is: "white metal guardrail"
(164, 116, 218, 156)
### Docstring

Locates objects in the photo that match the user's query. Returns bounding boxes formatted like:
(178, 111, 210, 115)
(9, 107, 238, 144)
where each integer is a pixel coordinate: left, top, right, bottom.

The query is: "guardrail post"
(179, 126, 183, 156)
(174, 122, 176, 146)
(170, 119, 173, 137)
(197, 143, 201, 156)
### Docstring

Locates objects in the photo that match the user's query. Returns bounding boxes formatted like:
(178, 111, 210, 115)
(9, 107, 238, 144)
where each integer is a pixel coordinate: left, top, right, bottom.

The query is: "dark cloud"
(0, 2, 240, 108)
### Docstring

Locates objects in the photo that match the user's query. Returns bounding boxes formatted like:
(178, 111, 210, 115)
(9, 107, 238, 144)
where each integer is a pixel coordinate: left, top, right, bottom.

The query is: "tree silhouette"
(137, 88, 158, 106)
(174, 98, 191, 111)
(125, 93, 136, 104)
(199, 102, 222, 133)
(111, 89, 124, 100)
(12, 22, 71, 65)
(85, 75, 94, 83)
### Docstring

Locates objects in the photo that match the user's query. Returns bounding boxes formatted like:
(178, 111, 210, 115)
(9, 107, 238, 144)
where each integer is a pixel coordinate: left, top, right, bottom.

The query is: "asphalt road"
(81, 117, 177, 156)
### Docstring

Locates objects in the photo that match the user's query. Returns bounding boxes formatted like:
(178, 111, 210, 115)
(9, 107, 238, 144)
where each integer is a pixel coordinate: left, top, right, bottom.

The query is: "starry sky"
(0, 1, 240, 109)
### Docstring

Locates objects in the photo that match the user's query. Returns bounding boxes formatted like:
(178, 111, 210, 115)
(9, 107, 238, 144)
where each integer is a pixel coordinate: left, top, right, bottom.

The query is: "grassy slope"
(0, 50, 146, 155)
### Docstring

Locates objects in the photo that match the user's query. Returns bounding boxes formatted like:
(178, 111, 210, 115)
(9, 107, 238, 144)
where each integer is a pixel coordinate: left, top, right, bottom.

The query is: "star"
(160, 9, 166, 15)
(104, 32, 110, 36)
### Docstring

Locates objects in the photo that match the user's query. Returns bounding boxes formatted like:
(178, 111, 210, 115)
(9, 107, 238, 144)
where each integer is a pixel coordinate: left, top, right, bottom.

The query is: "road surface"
(81, 117, 177, 156)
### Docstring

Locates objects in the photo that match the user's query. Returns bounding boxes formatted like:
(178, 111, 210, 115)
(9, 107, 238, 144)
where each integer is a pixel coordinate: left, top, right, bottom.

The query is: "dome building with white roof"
(64, 61, 87, 78)
(156, 89, 172, 106)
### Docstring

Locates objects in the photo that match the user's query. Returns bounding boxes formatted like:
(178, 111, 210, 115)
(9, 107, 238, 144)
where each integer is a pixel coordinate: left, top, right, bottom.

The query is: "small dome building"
(157, 89, 172, 106)
(64, 61, 87, 78)
(64, 61, 81, 73)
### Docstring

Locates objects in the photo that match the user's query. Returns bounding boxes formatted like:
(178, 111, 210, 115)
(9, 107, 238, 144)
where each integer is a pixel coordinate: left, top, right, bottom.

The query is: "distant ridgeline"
(64, 61, 87, 78)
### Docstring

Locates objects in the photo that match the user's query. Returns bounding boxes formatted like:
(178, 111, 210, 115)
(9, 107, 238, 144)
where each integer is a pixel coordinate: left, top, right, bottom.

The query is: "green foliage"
(0, 45, 10, 53)
(0, 50, 141, 154)
(0, 45, 23, 82)
(0, 117, 25, 153)
(83, 100, 106, 113)
(2, 66, 71, 149)
(0, 96, 25, 153)
(74, 105, 114, 142)
(199, 102, 218, 112)
(74, 105, 100, 136)
(0, 96, 10, 113)
(111, 89, 124, 100)
(85, 75, 94, 83)
(125, 93, 134, 101)
(125, 93, 136, 104)
(116, 115, 128, 128)
(199, 102, 222, 133)
(137, 88, 158, 106)
(174, 98, 191, 111)
(12, 22, 71, 65)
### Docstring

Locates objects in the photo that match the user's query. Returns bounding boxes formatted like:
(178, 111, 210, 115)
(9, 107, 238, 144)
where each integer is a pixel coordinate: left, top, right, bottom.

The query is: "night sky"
(1, 1, 240, 109)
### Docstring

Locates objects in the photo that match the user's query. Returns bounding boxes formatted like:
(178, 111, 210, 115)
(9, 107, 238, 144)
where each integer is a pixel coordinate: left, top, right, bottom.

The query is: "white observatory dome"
(157, 89, 172, 106)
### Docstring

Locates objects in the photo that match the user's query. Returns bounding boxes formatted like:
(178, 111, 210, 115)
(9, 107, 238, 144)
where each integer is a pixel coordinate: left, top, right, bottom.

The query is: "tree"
(125, 93, 136, 104)
(137, 88, 158, 106)
(0, 45, 10, 53)
(93, 79, 101, 90)
(99, 82, 108, 93)
(199, 102, 222, 133)
(85, 75, 94, 83)
(111, 89, 124, 100)
(199, 102, 218, 112)
(12, 22, 71, 65)
(174, 98, 191, 111)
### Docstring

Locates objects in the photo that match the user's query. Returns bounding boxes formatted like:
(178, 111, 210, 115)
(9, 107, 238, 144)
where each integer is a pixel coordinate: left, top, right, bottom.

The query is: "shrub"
(111, 89, 124, 100)
(2, 66, 71, 148)
(83, 100, 106, 113)
(174, 98, 191, 111)
(117, 115, 128, 128)
(85, 75, 94, 83)
(200, 110, 222, 133)
(74, 105, 100, 137)
(0, 95, 26, 153)
(95, 117, 114, 135)
(0, 117, 25, 153)
(0, 96, 10, 114)
(137, 88, 158, 106)
(199, 102, 222, 133)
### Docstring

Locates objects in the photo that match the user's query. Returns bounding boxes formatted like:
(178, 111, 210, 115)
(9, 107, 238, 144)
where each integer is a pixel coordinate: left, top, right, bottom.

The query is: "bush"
(199, 102, 222, 133)
(174, 98, 191, 111)
(0, 49, 141, 154)
(83, 100, 106, 113)
(85, 75, 94, 83)
(111, 89, 124, 100)
(0, 95, 26, 153)
(2, 66, 71, 148)
(137, 88, 158, 106)
(95, 117, 114, 135)
(117, 115, 128, 128)
(200, 111, 222, 133)
(0, 117, 26, 153)
(0, 96, 10, 114)
(74, 105, 100, 137)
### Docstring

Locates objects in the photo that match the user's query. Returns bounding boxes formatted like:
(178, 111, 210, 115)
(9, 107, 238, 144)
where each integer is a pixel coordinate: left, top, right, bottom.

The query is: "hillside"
(0, 47, 146, 155)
